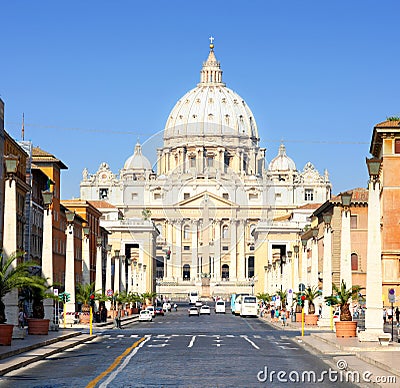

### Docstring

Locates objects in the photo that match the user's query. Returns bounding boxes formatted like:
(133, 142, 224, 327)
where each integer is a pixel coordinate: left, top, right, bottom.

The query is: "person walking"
(115, 303, 123, 329)
(395, 307, 400, 327)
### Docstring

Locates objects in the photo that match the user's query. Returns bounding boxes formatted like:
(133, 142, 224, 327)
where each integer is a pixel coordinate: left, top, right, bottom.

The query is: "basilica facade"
(80, 42, 332, 299)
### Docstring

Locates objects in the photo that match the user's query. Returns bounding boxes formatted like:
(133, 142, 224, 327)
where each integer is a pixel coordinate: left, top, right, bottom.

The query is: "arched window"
(183, 264, 190, 280)
(222, 264, 229, 280)
(183, 225, 190, 240)
(222, 225, 229, 239)
(351, 253, 359, 271)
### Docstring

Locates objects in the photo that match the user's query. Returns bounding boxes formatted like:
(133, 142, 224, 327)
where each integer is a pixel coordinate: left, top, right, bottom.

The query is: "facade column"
(114, 253, 120, 294)
(65, 217, 76, 314)
(319, 217, 333, 327)
(300, 242, 308, 287)
(95, 241, 103, 295)
(127, 261, 133, 293)
(175, 220, 182, 281)
(214, 220, 221, 281)
(105, 245, 112, 310)
(359, 159, 388, 341)
(42, 201, 54, 326)
(120, 255, 126, 292)
(237, 220, 246, 280)
(165, 221, 173, 280)
(3, 178, 19, 326)
(293, 246, 300, 293)
(310, 236, 319, 288)
(82, 231, 90, 285)
(229, 220, 237, 280)
(191, 220, 198, 280)
(340, 205, 352, 290)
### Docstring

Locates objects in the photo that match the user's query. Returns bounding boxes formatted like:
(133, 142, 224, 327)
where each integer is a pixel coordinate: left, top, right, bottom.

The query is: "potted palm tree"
(325, 280, 363, 337)
(0, 251, 46, 345)
(294, 292, 304, 322)
(304, 286, 321, 325)
(76, 283, 98, 324)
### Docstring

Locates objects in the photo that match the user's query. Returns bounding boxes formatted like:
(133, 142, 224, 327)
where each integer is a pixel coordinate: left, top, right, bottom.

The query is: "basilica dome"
(268, 144, 296, 171)
(123, 143, 152, 171)
(163, 42, 259, 144)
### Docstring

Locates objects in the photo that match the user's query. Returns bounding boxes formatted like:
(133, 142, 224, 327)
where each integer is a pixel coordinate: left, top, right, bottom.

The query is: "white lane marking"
(253, 335, 261, 338)
(278, 345, 298, 350)
(188, 336, 196, 348)
(226, 335, 235, 337)
(117, 335, 124, 338)
(241, 335, 260, 350)
(99, 336, 151, 388)
(148, 343, 169, 347)
(130, 335, 138, 338)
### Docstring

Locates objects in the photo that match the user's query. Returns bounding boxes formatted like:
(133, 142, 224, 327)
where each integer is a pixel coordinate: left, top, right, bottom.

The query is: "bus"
(240, 295, 258, 317)
(232, 293, 249, 315)
(189, 290, 199, 305)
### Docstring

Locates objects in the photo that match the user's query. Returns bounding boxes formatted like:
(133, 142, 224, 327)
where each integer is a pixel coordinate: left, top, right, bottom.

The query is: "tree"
(0, 251, 47, 324)
(324, 280, 363, 321)
(303, 286, 321, 314)
(275, 289, 287, 308)
(256, 293, 271, 305)
(76, 282, 99, 311)
(140, 292, 157, 306)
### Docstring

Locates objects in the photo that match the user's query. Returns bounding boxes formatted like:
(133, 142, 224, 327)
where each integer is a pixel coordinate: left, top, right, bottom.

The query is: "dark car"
(155, 307, 164, 316)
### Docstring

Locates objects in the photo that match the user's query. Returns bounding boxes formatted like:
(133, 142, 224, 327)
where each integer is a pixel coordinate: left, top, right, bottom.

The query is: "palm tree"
(304, 286, 321, 314)
(76, 282, 99, 311)
(275, 289, 287, 308)
(140, 292, 157, 307)
(324, 280, 363, 321)
(0, 251, 47, 324)
(256, 292, 271, 305)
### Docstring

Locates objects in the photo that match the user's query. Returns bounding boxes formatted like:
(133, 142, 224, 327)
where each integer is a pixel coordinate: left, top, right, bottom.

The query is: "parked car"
(146, 306, 155, 317)
(139, 310, 153, 322)
(195, 300, 203, 308)
(155, 307, 165, 316)
(188, 307, 199, 316)
(199, 305, 211, 315)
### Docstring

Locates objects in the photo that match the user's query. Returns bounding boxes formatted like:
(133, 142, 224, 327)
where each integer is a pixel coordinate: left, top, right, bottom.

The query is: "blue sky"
(1, 1, 399, 199)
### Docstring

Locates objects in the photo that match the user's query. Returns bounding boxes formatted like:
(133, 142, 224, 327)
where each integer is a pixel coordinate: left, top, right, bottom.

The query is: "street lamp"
(65, 210, 75, 223)
(323, 213, 332, 228)
(366, 157, 382, 188)
(41, 190, 53, 209)
(340, 191, 352, 213)
(96, 237, 102, 247)
(82, 225, 90, 237)
(4, 154, 19, 185)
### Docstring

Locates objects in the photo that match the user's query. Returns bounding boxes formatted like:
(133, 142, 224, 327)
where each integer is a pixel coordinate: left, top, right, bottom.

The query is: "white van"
(215, 300, 226, 314)
(146, 306, 155, 317)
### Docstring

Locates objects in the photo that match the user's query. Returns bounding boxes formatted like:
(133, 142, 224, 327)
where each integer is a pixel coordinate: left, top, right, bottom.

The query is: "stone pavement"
(0, 314, 138, 376)
(262, 315, 400, 388)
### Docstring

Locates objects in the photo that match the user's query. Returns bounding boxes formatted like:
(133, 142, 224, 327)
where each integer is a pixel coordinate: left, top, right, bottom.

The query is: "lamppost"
(293, 244, 300, 294)
(340, 191, 353, 290)
(359, 157, 389, 341)
(300, 237, 308, 289)
(114, 250, 120, 294)
(65, 210, 76, 314)
(41, 190, 54, 326)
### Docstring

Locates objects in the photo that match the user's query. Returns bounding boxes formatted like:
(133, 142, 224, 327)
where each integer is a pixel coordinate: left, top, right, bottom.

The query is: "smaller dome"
(123, 143, 152, 171)
(268, 144, 296, 171)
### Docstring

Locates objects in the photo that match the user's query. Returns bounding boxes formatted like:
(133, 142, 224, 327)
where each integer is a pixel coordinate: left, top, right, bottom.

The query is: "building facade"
(80, 42, 332, 298)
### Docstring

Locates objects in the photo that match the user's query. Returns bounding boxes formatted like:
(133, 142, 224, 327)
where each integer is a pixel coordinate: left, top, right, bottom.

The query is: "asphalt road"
(0, 303, 358, 387)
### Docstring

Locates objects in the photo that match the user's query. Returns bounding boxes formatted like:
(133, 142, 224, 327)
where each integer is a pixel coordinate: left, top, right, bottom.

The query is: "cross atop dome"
(209, 36, 215, 50)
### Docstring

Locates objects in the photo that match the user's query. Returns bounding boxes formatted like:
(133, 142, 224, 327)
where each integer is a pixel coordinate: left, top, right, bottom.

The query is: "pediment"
(176, 191, 237, 208)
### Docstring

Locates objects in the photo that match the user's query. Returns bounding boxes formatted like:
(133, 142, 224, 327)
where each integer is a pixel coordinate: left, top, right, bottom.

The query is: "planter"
(305, 314, 319, 325)
(295, 312, 303, 322)
(131, 308, 139, 314)
(27, 318, 50, 335)
(79, 313, 90, 324)
(335, 321, 357, 338)
(0, 324, 14, 345)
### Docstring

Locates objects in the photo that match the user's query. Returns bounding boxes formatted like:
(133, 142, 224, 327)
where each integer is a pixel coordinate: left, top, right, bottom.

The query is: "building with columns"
(80, 41, 332, 299)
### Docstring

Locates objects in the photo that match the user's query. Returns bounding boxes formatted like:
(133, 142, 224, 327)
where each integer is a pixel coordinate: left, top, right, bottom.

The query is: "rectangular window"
(222, 193, 229, 200)
(190, 157, 196, 168)
(222, 246, 229, 251)
(249, 193, 258, 200)
(184, 193, 190, 200)
(305, 189, 314, 201)
(184, 246, 190, 251)
(131, 193, 138, 200)
(154, 193, 161, 200)
(207, 156, 214, 167)
(395, 139, 400, 154)
(350, 215, 358, 229)
(99, 188, 108, 200)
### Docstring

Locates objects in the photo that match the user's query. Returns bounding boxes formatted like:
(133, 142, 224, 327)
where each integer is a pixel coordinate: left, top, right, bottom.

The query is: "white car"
(188, 307, 199, 316)
(139, 310, 152, 322)
(199, 305, 211, 315)
(195, 300, 203, 308)
(146, 306, 155, 317)
(215, 300, 226, 314)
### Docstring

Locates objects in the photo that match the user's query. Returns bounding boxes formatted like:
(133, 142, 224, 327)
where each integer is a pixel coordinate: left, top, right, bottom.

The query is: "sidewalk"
(261, 315, 400, 387)
(0, 314, 138, 376)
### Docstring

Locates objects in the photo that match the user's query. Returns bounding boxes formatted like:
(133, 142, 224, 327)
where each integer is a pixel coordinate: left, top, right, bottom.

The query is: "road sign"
(106, 289, 114, 297)
(388, 288, 396, 303)
(287, 289, 293, 305)
(53, 288, 59, 296)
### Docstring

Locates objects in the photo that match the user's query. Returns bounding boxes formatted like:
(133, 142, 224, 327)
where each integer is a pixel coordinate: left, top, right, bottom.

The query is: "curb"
(0, 333, 97, 376)
(0, 331, 82, 361)
(356, 352, 400, 379)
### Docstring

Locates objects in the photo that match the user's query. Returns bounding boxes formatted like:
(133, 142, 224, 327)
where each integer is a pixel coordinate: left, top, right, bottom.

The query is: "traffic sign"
(106, 289, 114, 297)
(388, 288, 396, 303)
(53, 288, 59, 296)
